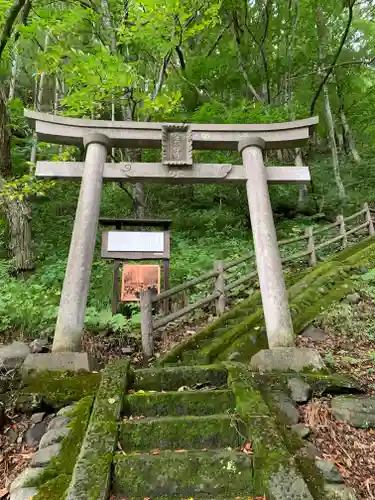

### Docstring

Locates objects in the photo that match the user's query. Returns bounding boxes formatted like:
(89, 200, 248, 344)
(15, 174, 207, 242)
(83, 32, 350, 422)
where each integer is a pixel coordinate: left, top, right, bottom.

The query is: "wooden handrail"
(139, 201, 374, 356)
(153, 268, 219, 302)
(223, 253, 254, 271)
(343, 208, 367, 222)
(278, 234, 309, 246)
(153, 291, 221, 330)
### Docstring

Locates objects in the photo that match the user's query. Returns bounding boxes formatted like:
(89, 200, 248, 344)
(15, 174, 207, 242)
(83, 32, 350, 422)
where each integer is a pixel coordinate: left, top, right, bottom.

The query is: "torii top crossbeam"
(25, 110, 318, 150)
(25, 109, 318, 357)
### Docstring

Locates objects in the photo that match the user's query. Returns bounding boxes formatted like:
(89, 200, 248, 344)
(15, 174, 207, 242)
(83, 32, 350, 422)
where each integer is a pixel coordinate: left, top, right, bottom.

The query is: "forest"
(0, 0, 375, 337)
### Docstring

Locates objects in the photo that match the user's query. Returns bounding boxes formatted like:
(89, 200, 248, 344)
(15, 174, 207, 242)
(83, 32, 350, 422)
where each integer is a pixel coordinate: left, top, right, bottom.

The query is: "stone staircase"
(110, 364, 332, 500)
(161, 237, 375, 367)
(112, 365, 259, 499)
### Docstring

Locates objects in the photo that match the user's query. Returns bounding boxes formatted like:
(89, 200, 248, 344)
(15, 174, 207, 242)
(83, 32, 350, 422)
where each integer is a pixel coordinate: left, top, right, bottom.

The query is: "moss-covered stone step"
(123, 389, 235, 417)
(133, 365, 228, 391)
(119, 413, 241, 451)
(113, 449, 255, 498)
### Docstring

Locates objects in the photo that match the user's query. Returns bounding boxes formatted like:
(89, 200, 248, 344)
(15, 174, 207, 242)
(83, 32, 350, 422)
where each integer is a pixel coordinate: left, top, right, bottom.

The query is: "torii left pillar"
(53, 133, 110, 352)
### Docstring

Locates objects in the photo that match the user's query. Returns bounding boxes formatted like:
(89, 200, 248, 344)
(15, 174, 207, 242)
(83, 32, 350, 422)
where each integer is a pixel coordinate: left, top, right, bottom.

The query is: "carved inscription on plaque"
(162, 124, 192, 166)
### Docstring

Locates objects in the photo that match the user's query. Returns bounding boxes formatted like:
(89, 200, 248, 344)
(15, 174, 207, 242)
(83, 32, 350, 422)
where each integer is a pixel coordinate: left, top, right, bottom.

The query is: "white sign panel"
(107, 231, 164, 253)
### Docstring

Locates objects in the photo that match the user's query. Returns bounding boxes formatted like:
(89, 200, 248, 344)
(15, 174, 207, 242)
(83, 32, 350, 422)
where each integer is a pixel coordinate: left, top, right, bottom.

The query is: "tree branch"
(310, 0, 356, 116)
(150, 50, 172, 102)
(0, 0, 27, 60)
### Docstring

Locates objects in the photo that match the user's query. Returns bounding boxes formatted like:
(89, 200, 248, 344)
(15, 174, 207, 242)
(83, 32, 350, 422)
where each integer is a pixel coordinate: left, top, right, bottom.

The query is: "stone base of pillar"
(22, 352, 97, 377)
(249, 348, 326, 373)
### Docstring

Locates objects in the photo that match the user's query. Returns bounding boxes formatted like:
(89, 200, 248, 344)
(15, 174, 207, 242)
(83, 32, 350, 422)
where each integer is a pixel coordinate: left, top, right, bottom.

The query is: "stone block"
(31, 443, 61, 467)
(315, 459, 343, 483)
(22, 352, 96, 376)
(47, 415, 71, 431)
(250, 348, 326, 373)
(271, 391, 299, 424)
(300, 325, 328, 341)
(0, 342, 30, 370)
(10, 468, 44, 492)
(268, 467, 314, 499)
(39, 427, 69, 449)
(30, 412, 45, 424)
(331, 396, 375, 428)
(9, 488, 38, 500)
(25, 421, 48, 446)
(57, 404, 76, 416)
(325, 484, 356, 499)
(291, 423, 311, 439)
(288, 377, 312, 403)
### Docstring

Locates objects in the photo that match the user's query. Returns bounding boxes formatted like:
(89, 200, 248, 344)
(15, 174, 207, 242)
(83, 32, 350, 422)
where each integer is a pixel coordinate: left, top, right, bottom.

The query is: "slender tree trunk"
(8, 45, 18, 100)
(340, 107, 360, 163)
(316, 7, 345, 201)
(295, 149, 308, 204)
(30, 32, 49, 164)
(323, 84, 346, 199)
(0, 88, 34, 271)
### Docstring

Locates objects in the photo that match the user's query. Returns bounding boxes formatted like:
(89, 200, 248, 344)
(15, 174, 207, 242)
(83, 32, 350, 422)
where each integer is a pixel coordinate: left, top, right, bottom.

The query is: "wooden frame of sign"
(99, 218, 171, 313)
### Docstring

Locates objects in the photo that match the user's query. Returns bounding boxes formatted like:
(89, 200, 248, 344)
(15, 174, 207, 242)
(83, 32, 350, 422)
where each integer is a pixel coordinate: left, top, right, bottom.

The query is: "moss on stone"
(300, 372, 362, 396)
(65, 360, 131, 500)
(160, 293, 261, 365)
(113, 450, 256, 498)
(124, 388, 235, 417)
(32, 474, 71, 500)
(30, 395, 94, 499)
(197, 309, 265, 364)
(226, 364, 330, 498)
(134, 365, 228, 391)
(119, 413, 240, 451)
(21, 371, 100, 409)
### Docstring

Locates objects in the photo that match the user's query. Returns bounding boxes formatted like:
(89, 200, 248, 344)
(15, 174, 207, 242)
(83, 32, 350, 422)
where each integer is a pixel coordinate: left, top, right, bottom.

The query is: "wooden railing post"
(364, 203, 375, 236)
(336, 215, 347, 247)
(305, 227, 317, 267)
(140, 289, 153, 359)
(214, 260, 226, 315)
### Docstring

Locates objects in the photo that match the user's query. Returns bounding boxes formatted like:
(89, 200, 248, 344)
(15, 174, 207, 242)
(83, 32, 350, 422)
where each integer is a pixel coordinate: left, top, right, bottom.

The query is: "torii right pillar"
(239, 137, 294, 348)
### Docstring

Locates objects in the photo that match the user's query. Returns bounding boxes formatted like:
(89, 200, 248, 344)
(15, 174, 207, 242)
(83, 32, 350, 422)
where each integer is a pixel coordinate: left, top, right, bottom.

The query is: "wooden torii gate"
(25, 110, 318, 354)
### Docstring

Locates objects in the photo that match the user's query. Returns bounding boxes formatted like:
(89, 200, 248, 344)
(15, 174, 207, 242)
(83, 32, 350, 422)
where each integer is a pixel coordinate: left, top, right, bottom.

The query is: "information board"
(101, 230, 170, 260)
(121, 264, 160, 302)
(107, 231, 164, 253)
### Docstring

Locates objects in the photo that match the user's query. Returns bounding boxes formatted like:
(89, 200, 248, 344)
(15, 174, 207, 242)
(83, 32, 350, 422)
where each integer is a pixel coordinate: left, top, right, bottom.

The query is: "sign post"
(99, 218, 171, 314)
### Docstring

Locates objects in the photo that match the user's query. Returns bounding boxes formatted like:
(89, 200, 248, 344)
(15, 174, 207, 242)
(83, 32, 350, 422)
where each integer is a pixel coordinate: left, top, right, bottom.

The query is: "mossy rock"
(113, 450, 256, 498)
(119, 413, 241, 451)
(66, 360, 131, 500)
(123, 388, 235, 417)
(21, 371, 100, 409)
(133, 365, 228, 391)
(29, 395, 93, 499)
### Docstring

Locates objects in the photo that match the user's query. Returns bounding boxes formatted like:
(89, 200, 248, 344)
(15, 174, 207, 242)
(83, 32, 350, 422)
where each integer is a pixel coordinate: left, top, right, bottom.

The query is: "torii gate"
(25, 110, 318, 354)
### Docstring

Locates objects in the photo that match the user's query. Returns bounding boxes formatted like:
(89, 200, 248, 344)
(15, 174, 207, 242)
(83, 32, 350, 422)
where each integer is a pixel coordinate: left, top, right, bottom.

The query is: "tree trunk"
(8, 45, 18, 100)
(295, 149, 308, 204)
(132, 183, 145, 218)
(323, 84, 345, 200)
(340, 107, 361, 163)
(30, 32, 49, 164)
(0, 88, 34, 271)
(5, 197, 33, 270)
